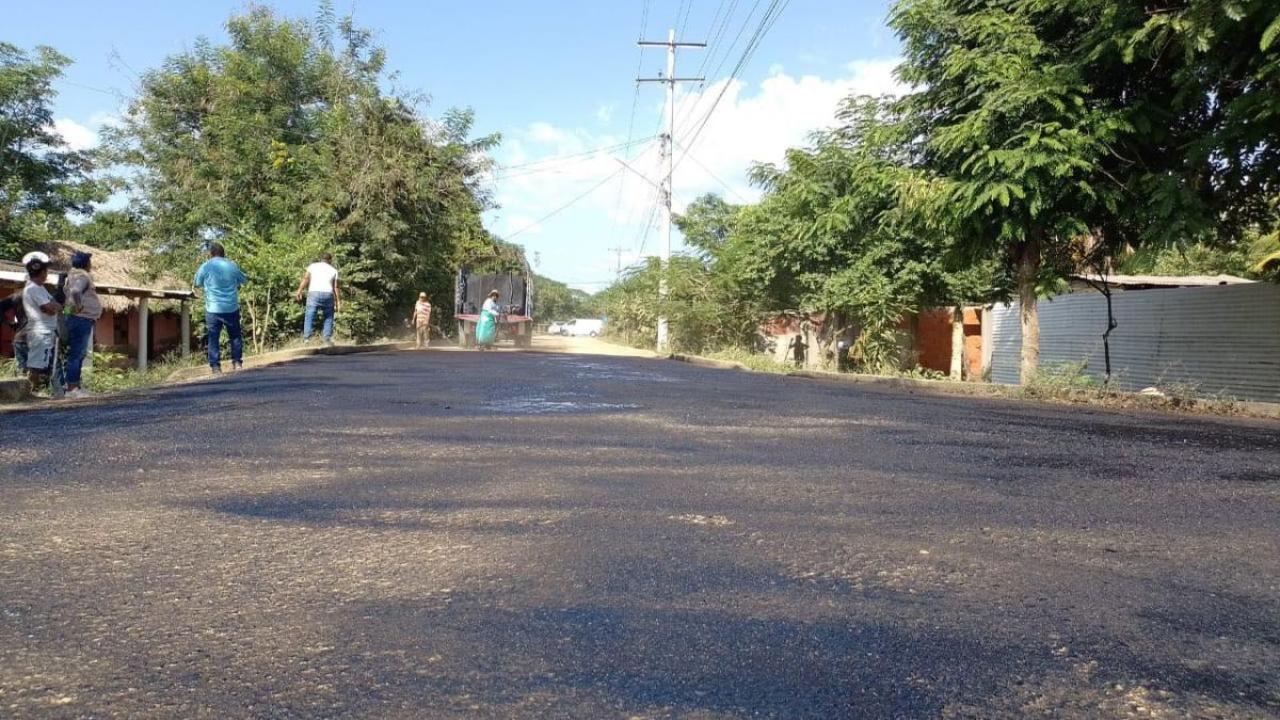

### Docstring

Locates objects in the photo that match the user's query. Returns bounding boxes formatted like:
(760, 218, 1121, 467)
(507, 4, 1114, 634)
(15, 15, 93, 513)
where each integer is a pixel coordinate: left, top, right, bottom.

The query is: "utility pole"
(607, 245, 627, 278)
(638, 29, 703, 353)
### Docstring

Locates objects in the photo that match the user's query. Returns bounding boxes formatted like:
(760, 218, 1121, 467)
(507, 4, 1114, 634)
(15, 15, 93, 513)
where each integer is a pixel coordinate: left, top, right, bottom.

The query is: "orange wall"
(910, 308, 984, 376)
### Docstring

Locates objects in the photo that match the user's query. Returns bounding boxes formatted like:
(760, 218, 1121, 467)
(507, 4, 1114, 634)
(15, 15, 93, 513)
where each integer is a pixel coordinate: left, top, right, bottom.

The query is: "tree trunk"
(949, 305, 964, 381)
(245, 301, 261, 355)
(1017, 232, 1042, 383)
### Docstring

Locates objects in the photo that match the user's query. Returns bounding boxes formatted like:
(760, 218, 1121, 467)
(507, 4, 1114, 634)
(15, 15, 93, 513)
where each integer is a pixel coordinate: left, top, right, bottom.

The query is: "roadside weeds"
(668, 352, 1280, 421)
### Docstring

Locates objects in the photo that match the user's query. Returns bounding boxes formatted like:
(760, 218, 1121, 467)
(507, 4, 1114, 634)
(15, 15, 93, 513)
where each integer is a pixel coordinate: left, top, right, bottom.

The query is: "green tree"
(69, 209, 147, 250)
(0, 43, 102, 256)
(533, 275, 591, 323)
(104, 5, 497, 344)
(891, 0, 1129, 381)
(596, 254, 754, 354)
(675, 194, 741, 258)
(722, 97, 995, 371)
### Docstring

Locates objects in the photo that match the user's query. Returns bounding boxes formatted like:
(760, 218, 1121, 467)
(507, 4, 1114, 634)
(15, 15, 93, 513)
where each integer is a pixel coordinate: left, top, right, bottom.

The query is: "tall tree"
(104, 5, 498, 342)
(0, 43, 101, 256)
(891, 0, 1128, 381)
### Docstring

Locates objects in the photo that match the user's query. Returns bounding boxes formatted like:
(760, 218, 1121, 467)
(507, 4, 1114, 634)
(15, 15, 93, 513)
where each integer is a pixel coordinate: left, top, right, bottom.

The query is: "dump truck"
(453, 266, 534, 348)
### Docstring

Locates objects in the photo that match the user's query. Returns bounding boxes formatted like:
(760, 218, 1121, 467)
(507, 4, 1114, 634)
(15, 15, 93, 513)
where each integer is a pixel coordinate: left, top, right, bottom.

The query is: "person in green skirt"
(475, 289, 501, 349)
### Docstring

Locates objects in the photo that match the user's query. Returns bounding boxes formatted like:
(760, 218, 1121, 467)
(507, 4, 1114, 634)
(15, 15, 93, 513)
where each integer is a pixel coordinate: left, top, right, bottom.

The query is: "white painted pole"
(180, 300, 191, 359)
(137, 297, 149, 372)
(656, 28, 677, 354)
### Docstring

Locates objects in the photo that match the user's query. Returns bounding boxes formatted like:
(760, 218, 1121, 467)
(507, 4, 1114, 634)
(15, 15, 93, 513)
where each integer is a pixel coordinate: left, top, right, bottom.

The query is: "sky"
(6, 0, 903, 291)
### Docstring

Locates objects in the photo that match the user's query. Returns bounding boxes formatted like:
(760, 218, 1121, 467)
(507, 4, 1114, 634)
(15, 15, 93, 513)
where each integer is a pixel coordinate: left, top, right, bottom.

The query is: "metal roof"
(1070, 273, 1255, 288)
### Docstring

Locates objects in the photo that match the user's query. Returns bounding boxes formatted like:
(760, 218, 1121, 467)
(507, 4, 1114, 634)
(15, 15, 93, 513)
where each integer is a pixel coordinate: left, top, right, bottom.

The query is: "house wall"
(1, 306, 188, 362)
(990, 282, 1280, 402)
(911, 309, 984, 377)
(151, 313, 182, 356)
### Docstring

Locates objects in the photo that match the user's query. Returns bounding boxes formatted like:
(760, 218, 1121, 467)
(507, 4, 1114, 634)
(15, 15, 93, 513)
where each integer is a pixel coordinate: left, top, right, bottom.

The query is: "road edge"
(667, 352, 1280, 421)
(0, 342, 414, 415)
(164, 341, 415, 383)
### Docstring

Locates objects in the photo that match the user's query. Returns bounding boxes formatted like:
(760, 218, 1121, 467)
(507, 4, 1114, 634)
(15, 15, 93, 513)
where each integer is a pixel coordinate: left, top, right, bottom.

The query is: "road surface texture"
(2, 349, 1278, 719)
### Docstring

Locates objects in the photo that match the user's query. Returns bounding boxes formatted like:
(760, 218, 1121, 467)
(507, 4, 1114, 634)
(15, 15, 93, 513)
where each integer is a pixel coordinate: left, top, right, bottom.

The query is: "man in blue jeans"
(194, 242, 247, 375)
(63, 251, 103, 398)
(295, 252, 340, 344)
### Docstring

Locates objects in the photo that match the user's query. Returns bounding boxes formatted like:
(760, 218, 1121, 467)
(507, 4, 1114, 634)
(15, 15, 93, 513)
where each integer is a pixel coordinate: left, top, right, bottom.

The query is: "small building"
(0, 241, 194, 370)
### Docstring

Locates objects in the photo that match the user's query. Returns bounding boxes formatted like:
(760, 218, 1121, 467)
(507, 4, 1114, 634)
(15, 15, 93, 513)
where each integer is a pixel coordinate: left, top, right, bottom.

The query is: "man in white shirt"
(20, 252, 62, 392)
(295, 252, 341, 344)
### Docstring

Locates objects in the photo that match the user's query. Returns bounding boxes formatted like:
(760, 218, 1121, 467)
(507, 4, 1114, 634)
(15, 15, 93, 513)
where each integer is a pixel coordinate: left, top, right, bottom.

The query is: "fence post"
(180, 299, 191, 360)
(137, 297, 149, 372)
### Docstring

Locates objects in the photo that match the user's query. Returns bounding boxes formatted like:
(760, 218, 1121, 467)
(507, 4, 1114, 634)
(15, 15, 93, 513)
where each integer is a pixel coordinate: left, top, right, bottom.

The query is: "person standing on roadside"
(295, 252, 340, 345)
(194, 242, 247, 375)
(20, 252, 61, 393)
(411, 292, 432, 349)
(63, 251, 102, 398)
(0, 290, 27, 373)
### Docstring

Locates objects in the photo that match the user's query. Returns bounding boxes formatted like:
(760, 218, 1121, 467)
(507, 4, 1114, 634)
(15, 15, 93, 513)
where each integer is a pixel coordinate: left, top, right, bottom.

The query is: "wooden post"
(137, 297, 149, 372)
(950, 305, 965, 381)
(980, 306, 994, 381)
(180, 299, 191, 359)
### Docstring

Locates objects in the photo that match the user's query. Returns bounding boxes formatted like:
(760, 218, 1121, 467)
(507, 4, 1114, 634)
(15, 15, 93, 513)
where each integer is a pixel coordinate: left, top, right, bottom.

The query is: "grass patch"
(1019, 361, 1102, 401)
(1018, 361, 1242, 415)
(704, 348, 794, 374)
(85, 351, 204, 394)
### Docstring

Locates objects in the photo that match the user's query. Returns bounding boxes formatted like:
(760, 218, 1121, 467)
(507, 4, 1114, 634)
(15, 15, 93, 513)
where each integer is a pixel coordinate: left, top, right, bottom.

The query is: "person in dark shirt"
(0, 290, 27, 372)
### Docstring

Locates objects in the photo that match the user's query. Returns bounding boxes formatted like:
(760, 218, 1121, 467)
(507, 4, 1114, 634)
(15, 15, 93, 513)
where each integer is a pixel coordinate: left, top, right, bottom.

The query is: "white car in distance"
(561, 318, 604, 337)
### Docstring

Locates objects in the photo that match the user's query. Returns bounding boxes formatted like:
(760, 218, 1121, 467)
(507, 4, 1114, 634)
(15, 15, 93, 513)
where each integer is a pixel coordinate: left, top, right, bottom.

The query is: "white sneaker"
(67, 388, 94, 399)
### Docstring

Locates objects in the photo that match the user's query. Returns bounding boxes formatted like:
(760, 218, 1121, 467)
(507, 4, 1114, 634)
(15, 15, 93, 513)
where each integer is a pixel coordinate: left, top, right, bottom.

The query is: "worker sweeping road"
(475, 289, 501, 349)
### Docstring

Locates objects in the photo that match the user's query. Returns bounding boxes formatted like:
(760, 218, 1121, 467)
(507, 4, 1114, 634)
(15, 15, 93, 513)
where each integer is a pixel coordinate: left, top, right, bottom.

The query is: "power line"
(494, 136, 657, 175)
(610, 0, 657, 257)
(676, 0, 791, 170)
(672, 0, 758, 139)
(674, 138, 749, 202)
(677, 0, 696, 39)
(505, 167, 626, 240)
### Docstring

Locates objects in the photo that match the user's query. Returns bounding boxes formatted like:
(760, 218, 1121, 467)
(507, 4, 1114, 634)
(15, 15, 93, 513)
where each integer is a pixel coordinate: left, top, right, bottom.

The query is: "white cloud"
(88, 111, 124, 130)
(596, 104, 614, 125)
(53, 118, 97, 151)
(486, 58, 907, 284)
(528, 121, 571, 145)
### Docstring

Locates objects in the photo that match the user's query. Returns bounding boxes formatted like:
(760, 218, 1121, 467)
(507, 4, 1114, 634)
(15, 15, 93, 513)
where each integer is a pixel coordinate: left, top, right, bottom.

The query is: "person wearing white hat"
(20, 251, 61, 393)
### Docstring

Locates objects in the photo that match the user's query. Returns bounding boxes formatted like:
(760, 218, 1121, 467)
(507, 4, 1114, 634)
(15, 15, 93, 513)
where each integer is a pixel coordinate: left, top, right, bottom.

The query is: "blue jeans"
(65, 315, 95, 386)
(303, 292, 335, 342)
(206, 311, 244, 368)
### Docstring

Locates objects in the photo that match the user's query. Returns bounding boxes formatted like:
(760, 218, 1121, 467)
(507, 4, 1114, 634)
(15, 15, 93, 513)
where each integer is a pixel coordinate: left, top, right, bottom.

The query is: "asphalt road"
(2, 349, 1278, 719)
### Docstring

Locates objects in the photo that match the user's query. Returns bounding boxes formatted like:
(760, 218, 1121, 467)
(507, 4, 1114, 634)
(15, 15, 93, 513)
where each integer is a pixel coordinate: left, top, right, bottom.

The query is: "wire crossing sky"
(7, 0, 902, 289)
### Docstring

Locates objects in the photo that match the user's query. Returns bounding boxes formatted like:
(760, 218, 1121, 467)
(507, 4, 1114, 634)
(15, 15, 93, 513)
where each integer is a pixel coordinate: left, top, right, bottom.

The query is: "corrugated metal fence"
(990, 283, 1280, 402)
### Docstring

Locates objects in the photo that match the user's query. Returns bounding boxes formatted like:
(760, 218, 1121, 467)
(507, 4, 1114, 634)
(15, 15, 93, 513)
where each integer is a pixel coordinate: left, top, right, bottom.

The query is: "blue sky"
(8, 0, 901, 290)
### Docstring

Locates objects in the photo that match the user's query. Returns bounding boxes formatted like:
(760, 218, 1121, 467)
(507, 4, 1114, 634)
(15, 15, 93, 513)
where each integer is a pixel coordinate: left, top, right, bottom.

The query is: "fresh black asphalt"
(1, 350, 1278, 718)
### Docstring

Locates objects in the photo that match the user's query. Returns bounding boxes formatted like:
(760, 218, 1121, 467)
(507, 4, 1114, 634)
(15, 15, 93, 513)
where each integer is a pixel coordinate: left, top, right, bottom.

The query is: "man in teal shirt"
(194, 242, 248, 374)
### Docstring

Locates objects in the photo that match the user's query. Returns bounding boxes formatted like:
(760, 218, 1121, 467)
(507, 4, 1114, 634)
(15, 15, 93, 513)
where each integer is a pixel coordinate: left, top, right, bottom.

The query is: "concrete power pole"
(607, 246, 627, 278)
(638, 29, 703, 353)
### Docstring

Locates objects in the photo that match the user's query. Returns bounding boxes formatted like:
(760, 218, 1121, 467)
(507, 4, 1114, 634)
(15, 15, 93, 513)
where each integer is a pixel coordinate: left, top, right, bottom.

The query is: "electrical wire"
(674, 138, 749, 202)
(494, 136, 657, 175)
(675, 0, 790, 170)
(505, 166, 627, 240)
(608, 0, 656, 256)
(672, 0, 759, 139)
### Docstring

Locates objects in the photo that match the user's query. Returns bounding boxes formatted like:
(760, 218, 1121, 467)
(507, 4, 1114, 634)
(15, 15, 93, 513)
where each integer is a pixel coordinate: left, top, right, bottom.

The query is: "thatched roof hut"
(1, 240, 192, 312)
(1, 241, 195, 370)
